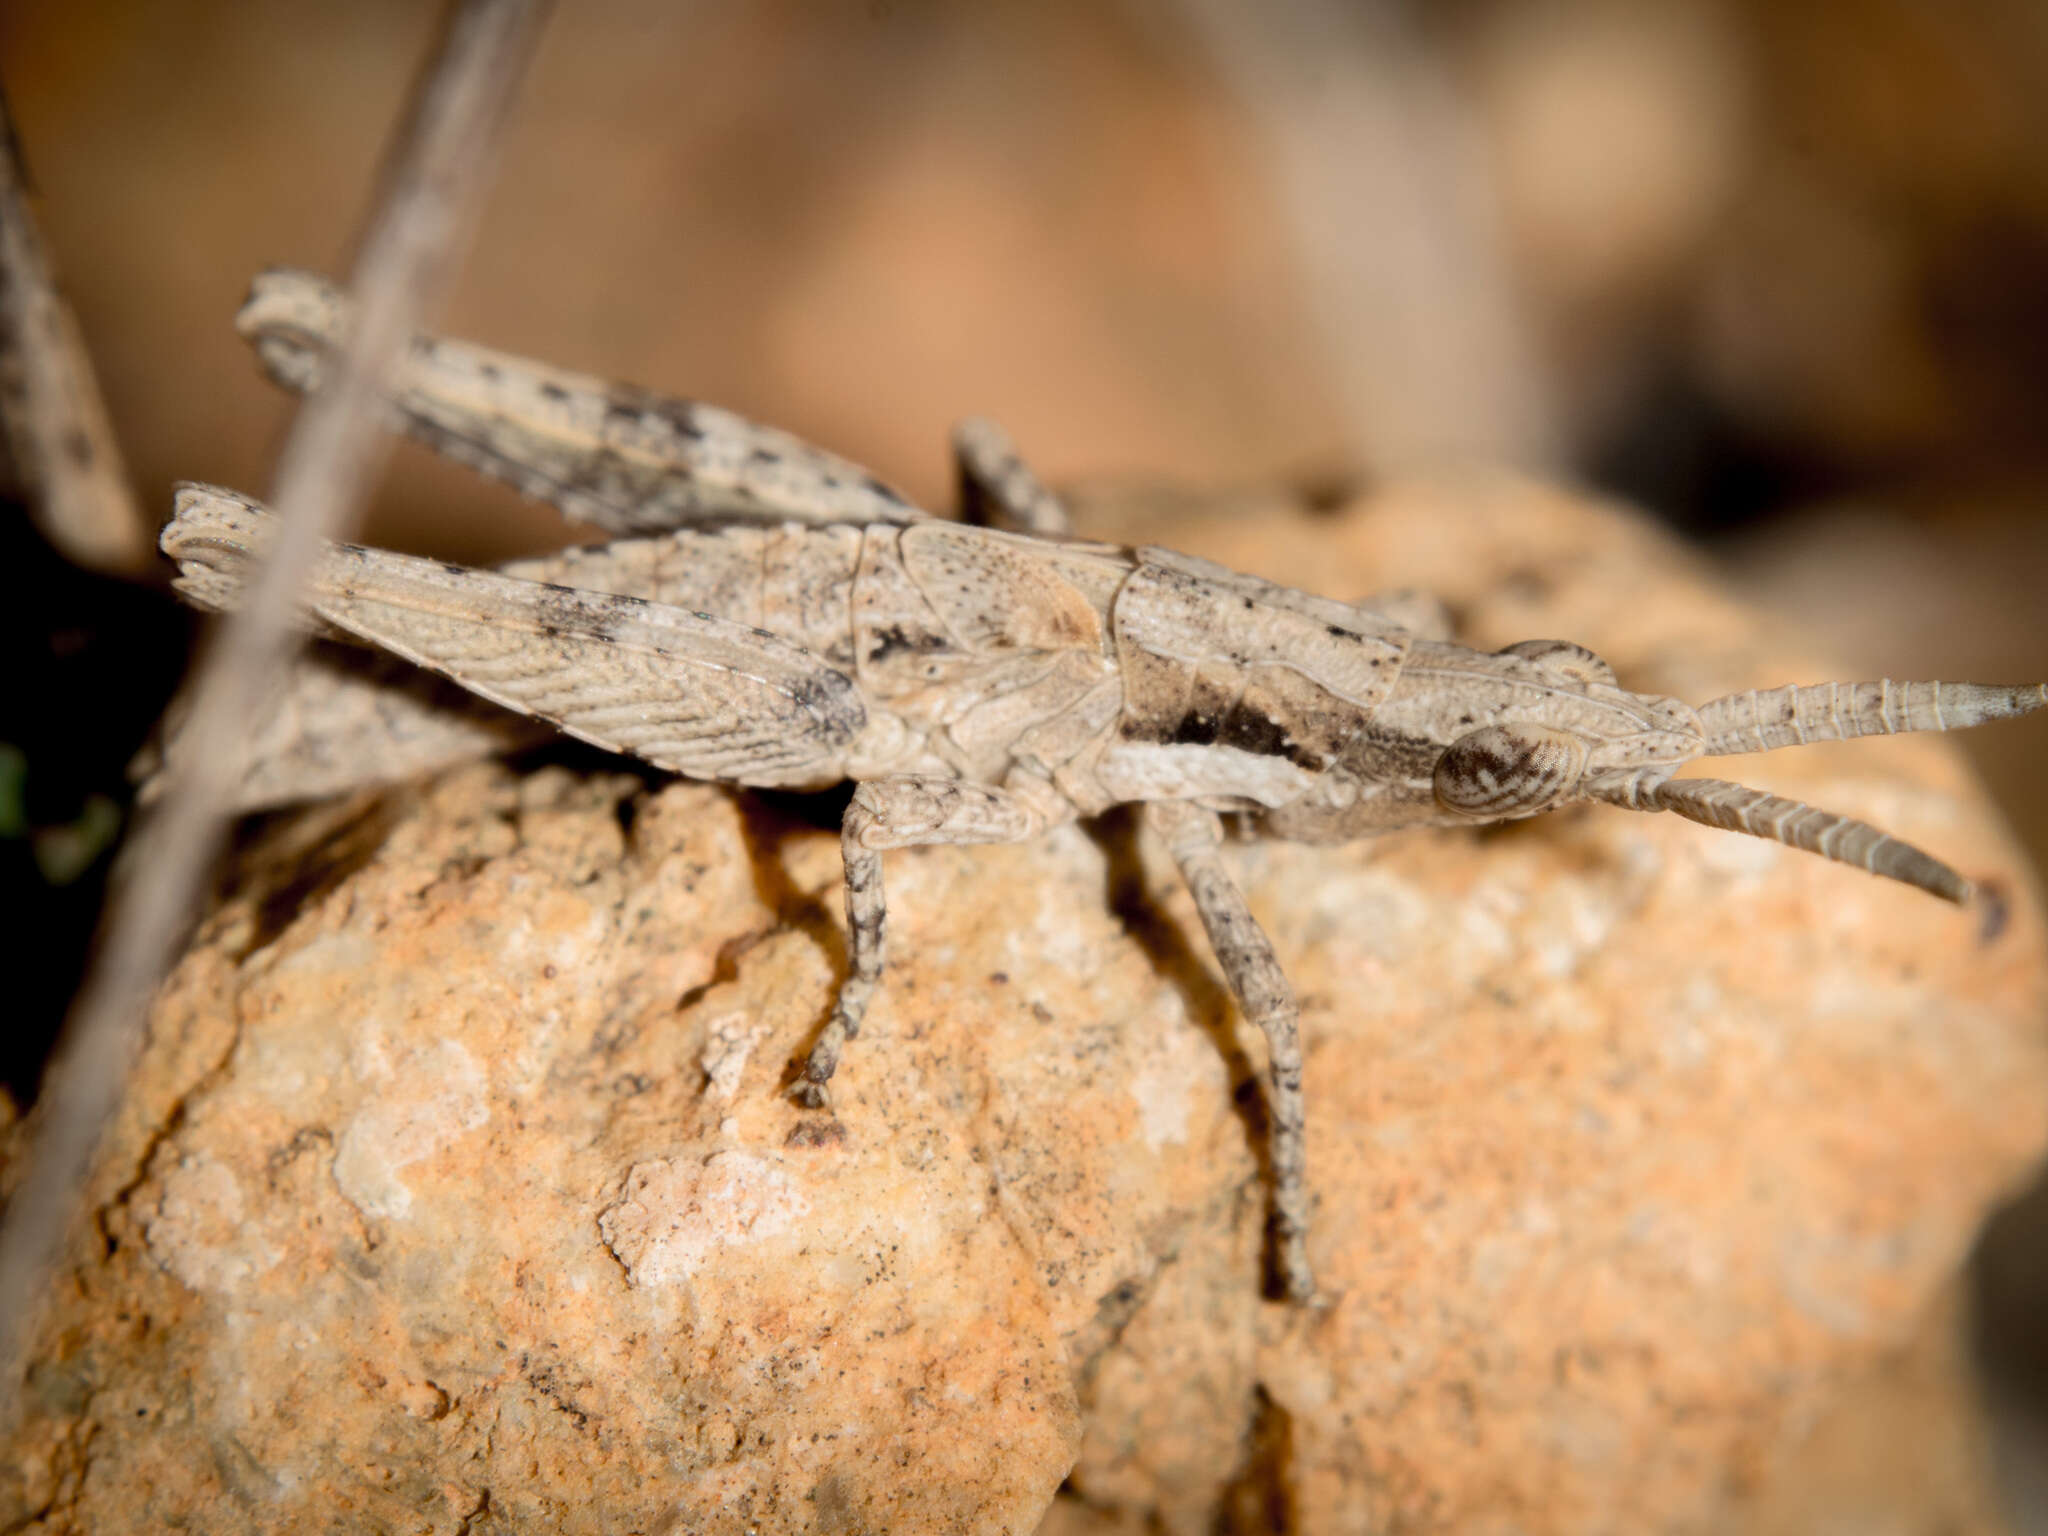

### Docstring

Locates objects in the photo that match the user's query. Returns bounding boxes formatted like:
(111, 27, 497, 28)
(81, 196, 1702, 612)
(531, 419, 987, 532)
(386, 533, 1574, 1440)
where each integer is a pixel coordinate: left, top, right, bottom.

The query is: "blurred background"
(2, 0, 2046, 1524)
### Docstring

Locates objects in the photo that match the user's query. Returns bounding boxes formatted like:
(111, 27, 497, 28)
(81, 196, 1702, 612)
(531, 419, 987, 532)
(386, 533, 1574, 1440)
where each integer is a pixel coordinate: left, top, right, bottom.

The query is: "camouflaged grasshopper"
(157, 268, 2048, 1303)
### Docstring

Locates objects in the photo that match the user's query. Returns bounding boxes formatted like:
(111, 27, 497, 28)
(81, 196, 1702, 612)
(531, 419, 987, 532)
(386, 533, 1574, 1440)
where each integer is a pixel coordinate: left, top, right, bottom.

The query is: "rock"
(5, 475, 2044, 1533)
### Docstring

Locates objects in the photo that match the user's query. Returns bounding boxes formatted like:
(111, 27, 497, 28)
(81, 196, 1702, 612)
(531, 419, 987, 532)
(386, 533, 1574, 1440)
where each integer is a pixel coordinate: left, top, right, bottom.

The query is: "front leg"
(1352, 587, 1453, 641)
(1146, 800, 1316, 1304)
(797, 776, 1065, 1106)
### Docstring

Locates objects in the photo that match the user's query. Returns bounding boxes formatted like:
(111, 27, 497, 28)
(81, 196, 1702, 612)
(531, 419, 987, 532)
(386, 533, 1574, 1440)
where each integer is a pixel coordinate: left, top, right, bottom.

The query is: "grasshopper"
(156, 268, 2047, 1304)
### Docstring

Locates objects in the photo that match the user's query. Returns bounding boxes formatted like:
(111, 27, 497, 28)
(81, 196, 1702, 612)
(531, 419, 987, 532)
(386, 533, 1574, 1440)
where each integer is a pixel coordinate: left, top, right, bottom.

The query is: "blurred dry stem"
(1173, 0, 1560, 471)
(0, 84, 149, 573)
(0, 0, 550, 1431)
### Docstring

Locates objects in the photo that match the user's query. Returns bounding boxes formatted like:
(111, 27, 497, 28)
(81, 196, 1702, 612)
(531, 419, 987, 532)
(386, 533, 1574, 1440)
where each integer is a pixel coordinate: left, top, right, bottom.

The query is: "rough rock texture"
(5, 476, 2045, 1534)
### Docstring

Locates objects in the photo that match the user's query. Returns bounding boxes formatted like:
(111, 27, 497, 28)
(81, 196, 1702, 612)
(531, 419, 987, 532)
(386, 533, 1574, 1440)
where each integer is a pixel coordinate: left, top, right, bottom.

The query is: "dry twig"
(0, 0, 552, 1428)
(0, 86, 150, 573)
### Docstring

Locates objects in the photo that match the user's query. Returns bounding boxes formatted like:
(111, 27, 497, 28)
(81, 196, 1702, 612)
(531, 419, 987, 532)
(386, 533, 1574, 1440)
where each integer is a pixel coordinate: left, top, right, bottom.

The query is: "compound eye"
(1499, 639, 1617, 687)
(1434, 724, 1587, 818)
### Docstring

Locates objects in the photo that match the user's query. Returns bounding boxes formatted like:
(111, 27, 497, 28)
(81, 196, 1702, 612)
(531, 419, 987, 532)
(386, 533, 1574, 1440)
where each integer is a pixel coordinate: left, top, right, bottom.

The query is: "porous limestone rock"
(5, 476, 2044, 1533)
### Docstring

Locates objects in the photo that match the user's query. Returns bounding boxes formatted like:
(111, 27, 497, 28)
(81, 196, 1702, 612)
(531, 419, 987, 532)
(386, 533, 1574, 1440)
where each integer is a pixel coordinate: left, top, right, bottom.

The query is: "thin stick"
(0, 84, 151, 573)
(1169, 0, 1559, 471)
(0, 0, 551, 1429)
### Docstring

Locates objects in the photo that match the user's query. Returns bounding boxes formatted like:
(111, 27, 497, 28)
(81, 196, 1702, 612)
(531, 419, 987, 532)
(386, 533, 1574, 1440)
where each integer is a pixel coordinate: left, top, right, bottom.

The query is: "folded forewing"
(164, 485, 865, 788)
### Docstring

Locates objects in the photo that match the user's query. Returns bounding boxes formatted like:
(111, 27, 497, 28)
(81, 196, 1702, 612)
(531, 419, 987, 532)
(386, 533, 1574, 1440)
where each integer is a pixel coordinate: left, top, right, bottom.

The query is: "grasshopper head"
(1265, 637, 1698, 840)
(1267, 634, 2044, 905)
(1421, 640, 1703, 820)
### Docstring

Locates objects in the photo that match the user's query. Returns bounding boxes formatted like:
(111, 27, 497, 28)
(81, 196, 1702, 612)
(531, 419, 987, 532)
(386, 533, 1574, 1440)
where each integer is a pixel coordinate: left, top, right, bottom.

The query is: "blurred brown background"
(4, 0, 2047, 1524)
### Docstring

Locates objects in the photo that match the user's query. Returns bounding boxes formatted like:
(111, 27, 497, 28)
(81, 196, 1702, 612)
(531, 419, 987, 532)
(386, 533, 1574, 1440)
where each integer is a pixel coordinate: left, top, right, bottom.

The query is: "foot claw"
(792, 1074, 832, 1111)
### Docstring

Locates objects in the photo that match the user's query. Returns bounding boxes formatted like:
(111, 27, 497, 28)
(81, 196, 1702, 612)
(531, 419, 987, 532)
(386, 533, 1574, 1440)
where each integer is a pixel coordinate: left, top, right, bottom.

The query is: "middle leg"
(797, 775, 1069, 1105)
(952, 417, 1073, 536)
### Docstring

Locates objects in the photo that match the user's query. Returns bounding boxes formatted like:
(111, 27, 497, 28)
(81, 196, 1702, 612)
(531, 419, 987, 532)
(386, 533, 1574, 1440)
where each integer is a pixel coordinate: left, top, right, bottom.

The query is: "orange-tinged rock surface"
(5, 477, 2044, 1533)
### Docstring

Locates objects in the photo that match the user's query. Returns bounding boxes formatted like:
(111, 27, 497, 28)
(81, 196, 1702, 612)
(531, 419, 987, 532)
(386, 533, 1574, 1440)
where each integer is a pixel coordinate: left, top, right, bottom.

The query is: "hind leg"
(1147, 799, 1317, 1304)
(238, 267, 930, 537)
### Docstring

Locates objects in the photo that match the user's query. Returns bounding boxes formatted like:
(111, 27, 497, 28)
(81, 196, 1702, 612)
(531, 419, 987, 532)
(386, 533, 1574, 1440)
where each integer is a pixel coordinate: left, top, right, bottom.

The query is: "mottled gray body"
(155, 270, 2048, 1304)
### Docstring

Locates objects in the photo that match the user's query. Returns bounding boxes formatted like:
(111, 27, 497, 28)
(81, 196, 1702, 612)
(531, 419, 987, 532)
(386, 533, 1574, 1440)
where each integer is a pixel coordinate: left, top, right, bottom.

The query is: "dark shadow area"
(1085, 806, 1296, 1298)
(1216, 1386, 1299, 1535)
(727, 784, 853, 1097)
(1583, 350, 1859, 539)
(1970, 1170, 2048, 1430)
(0, 507, 188, 1108)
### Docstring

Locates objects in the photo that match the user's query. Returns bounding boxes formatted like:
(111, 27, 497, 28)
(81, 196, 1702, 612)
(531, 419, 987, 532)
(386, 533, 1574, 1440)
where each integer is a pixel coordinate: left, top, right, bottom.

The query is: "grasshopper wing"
(163, 485, 864, 789)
